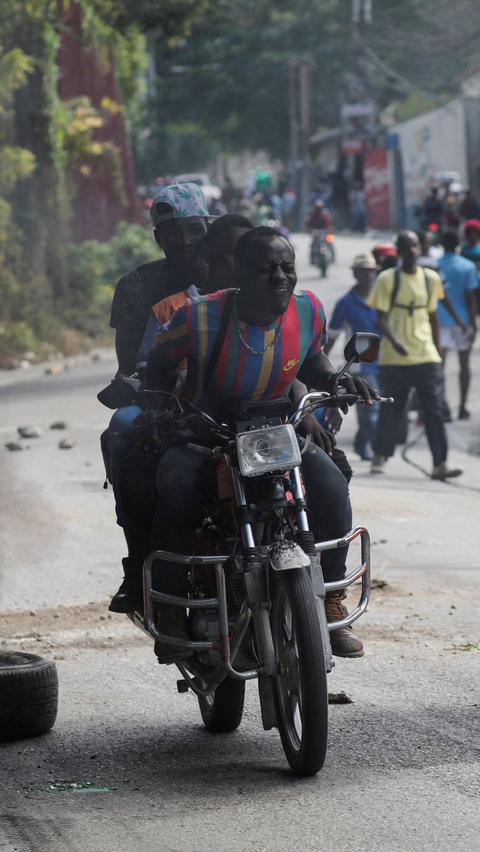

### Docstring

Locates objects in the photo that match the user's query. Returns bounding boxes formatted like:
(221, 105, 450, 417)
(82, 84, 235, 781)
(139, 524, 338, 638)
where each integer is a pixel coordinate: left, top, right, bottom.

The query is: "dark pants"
(373, 362, 447, 466)
(354, 368, 380, 454)
(141, 444, 352, 596)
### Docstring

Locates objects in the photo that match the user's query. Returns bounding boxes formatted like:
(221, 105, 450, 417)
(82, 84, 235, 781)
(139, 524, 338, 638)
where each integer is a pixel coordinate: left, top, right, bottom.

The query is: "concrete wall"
(463, 97, 480, 197)
(392, 98, 468, 224)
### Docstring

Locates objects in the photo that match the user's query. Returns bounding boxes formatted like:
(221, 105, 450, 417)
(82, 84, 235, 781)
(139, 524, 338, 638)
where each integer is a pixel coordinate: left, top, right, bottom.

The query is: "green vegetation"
(0, 0, 208, 367)
(132, 0, 480, 176)
(1, 0, 480, 365)
(0, 223, 159, 367)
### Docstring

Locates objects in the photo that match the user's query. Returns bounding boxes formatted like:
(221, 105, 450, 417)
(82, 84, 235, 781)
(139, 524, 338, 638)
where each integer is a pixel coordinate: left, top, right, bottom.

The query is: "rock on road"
(1, 234, 479, 852)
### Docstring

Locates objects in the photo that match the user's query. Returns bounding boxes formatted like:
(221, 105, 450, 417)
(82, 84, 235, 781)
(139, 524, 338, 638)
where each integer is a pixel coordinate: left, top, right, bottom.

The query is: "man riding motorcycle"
(305, 200, 335, 264)
(119, 227, 379, 661)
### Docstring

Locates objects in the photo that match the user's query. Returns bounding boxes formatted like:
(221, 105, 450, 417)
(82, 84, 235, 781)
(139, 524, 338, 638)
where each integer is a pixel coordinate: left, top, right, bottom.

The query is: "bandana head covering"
(150, 182, 210, 227)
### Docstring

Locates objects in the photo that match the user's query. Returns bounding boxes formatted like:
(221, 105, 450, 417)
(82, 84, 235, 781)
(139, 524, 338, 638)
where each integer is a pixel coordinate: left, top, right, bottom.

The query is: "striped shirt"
(156, 288, 327, 413)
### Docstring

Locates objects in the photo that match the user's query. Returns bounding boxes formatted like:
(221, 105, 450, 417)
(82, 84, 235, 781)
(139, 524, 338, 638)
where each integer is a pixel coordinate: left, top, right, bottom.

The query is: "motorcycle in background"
(310, 229, 335, 278)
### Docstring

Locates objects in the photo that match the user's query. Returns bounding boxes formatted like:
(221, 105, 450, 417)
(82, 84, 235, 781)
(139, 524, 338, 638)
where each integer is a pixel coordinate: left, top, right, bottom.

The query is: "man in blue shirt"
(438, 230, 478, 420)
(324, 252, 380, 460)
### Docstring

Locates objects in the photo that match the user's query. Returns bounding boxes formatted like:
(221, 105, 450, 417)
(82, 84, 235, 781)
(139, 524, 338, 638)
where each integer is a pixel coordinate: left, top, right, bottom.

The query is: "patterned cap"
(150, 182, 210, 226)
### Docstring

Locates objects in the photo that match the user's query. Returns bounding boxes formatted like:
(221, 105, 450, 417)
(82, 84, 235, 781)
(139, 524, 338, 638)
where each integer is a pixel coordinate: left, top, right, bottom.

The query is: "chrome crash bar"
(142, 551, 259, 689)
(316, 526, 371, 632)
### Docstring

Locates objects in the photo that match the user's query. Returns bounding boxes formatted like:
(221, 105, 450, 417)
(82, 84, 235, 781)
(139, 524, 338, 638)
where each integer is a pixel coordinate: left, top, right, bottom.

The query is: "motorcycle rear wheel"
(198, 676, 245, 733)
(271, 569, 328, 776)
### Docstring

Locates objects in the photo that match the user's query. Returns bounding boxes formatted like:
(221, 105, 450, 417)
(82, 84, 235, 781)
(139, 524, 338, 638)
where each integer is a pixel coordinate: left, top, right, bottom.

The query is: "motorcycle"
(310, 229, 335, 278)
(118, 333, 391, 776)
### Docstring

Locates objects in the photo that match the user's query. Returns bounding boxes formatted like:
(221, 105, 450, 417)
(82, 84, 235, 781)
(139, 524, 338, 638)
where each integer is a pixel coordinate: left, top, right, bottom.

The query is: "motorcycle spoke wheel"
(272, 569, 328, 776)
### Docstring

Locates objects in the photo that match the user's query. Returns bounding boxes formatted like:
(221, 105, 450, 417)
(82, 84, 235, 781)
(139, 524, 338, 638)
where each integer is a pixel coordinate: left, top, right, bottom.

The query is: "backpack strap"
(389, 267, 401, 313)
(204, 288, 235, 391)
(422, 267, 431, 305)
(389, 267, 431, 313)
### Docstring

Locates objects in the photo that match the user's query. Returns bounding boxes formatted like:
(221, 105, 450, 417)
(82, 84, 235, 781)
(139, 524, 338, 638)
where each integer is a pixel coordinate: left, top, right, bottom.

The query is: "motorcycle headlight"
(236, 424, 302, 477)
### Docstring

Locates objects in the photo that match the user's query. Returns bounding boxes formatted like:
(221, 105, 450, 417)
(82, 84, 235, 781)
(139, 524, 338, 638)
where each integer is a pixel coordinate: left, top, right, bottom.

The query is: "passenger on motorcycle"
(121, 227, 379, 661)
(110, 182, 210, 377)
(108, 214, 254, 609)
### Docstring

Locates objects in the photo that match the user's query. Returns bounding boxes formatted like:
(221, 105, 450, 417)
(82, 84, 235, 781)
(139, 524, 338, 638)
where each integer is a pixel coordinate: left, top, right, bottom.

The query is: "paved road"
(1, 235, 479, 851)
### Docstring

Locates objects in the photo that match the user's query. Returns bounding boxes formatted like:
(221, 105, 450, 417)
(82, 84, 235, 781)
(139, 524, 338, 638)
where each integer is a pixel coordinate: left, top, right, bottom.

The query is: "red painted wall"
(58, 2, 142, 241)
(364, 146, 391, 229)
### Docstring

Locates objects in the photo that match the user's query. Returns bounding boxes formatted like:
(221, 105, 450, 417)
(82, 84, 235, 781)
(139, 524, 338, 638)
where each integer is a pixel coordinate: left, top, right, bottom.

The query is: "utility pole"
(351, 0, 372, 30)
(289, 59, 311, 230)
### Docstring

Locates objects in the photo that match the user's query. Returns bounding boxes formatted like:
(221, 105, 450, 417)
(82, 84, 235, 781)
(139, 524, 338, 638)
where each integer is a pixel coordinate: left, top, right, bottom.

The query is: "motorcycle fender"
(258, 674, 278, 731)
(270, 541, 311, 572)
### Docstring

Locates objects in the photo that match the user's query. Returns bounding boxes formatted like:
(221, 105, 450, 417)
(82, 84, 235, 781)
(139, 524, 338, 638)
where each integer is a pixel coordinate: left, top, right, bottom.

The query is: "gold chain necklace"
(233, 290, 286, 356)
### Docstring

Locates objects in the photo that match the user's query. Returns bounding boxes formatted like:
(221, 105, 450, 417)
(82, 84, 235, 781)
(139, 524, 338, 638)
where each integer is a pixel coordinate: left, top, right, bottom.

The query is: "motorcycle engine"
(190, 608, 221, 666)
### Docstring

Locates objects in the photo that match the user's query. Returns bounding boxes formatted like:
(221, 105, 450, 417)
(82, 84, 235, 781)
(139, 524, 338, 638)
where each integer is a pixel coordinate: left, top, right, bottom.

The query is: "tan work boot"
(154, 605, 192, 664)
(325, 591, 364, 658)
(431, 462, 463, 480)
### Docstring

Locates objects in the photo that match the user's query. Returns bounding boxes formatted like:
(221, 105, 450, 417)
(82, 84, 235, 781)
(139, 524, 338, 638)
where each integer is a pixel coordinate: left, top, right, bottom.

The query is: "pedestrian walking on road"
(461, 219, 480, 266)
(324, 252, 380, 461)
(438, 229, 479, 421)
(368, 230, 463, 481)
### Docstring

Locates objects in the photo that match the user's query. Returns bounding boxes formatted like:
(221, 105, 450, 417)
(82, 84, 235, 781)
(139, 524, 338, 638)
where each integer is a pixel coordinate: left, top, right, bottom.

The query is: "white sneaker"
(370, 454, 385, 474)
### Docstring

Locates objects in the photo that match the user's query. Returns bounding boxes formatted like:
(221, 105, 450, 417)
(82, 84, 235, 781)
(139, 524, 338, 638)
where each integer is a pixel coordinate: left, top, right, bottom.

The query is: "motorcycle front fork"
(230, 466, 333, 675)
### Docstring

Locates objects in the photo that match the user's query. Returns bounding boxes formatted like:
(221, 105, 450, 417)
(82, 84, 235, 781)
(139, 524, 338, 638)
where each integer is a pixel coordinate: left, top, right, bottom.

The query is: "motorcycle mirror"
(343, 333, 380, 364)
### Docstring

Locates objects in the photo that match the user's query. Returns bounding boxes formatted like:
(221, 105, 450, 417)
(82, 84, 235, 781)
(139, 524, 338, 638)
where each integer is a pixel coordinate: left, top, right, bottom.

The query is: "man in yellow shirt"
(368, 230, 462, 480)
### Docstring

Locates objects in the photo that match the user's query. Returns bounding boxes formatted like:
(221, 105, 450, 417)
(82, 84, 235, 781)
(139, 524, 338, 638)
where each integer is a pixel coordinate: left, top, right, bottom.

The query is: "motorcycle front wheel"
(271, 569, 328, 776)
(198, 676, 245, 733)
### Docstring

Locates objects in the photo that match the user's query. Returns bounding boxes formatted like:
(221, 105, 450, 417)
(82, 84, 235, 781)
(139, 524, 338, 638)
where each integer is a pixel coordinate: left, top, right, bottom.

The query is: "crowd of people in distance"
(327, 223, 479, 478)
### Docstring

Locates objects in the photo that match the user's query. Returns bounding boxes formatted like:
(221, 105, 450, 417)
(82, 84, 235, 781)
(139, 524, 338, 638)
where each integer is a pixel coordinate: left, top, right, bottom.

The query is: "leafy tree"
(132, 0, 480, 176)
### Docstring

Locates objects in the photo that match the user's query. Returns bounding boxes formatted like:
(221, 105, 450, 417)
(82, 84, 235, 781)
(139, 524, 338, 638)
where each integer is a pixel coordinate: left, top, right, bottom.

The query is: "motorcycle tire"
(319, 256, 328, 278)
(0, 651, 58, 741)
(198, 676, 245, 733)
(271, 568, 328, 776)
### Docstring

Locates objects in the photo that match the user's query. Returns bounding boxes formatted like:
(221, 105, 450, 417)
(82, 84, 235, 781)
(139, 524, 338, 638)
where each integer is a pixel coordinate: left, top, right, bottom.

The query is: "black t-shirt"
(110, 258, 203, 375)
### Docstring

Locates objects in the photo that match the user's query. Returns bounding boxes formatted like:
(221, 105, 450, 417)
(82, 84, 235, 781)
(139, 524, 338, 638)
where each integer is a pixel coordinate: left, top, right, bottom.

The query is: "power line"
(355, 36, 441, 101)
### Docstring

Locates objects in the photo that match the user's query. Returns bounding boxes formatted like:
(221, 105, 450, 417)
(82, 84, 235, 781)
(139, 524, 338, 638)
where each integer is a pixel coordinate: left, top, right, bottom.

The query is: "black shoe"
(458, 407, 470, 420)
(109, 558, 143, 613)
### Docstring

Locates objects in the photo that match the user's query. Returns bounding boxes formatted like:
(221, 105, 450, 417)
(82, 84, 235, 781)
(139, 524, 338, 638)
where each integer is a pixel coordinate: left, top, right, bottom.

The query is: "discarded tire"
(0, 651, 58, 741)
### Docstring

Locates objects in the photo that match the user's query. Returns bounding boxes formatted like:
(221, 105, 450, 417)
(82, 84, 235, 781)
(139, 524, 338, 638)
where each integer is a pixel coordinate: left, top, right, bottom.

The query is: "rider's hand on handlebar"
(338, 375, 381, 410)
(321, 406, 343, 434)
(297, 414, 336, 456)
(131, 409, 163, 454)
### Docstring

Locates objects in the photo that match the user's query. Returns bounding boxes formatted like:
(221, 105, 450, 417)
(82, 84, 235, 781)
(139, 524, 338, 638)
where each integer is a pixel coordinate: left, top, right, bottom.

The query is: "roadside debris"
(447, 642, 480, 653)
(44, 365, 62, 375)
(328, 691, 354, 704)
(371, 578, 389, 590)
(50, 421, 67, 430)
(48, 780, 115, 793)
(58, 438, 76, 450)
(17, 426, 42, 439)
(4, 442, 24, 452)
